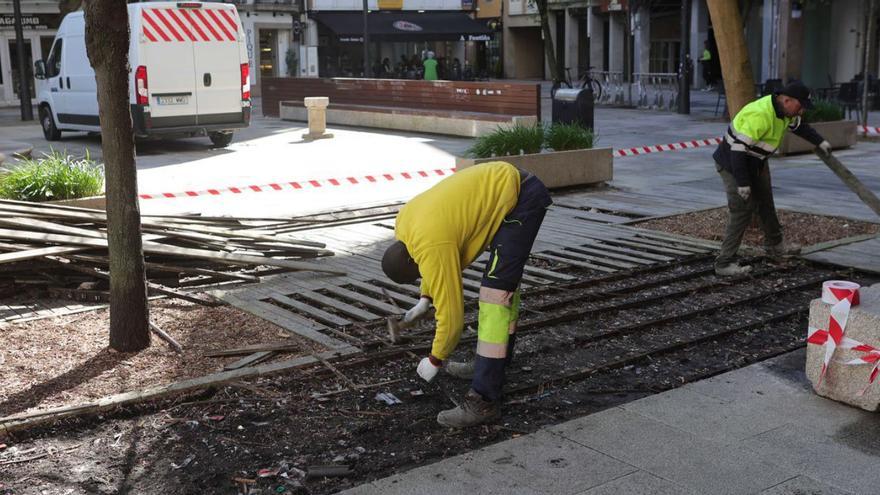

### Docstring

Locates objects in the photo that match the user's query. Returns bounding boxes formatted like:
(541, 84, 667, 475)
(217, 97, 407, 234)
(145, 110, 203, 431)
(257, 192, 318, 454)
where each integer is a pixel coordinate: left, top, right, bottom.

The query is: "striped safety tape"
(139, 167, 457, 200)
(859, 125, 880, 136)
(142, 7, 240, 43)
(613, 137, 722, 157)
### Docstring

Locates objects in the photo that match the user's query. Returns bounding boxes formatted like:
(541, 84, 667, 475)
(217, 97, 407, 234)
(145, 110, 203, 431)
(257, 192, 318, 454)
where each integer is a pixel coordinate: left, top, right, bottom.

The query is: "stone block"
(455, 148, 613, 189)
(302, 96, 333, 140)
(778, 120, 858, 155)
(806, 284, 880, 411)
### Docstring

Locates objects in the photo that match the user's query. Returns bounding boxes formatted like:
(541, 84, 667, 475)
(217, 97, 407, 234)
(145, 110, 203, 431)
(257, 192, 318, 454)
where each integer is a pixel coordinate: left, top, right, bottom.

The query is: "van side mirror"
(34, 60, 46, 80)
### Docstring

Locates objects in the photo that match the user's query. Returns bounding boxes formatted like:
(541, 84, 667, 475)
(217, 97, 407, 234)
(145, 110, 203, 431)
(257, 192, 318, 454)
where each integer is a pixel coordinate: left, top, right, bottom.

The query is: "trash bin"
(552, 87, 594, 130)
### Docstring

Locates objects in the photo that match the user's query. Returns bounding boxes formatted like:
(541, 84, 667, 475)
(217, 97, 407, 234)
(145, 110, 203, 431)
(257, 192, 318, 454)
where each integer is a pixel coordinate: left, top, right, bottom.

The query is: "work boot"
(764, 242, 802, 258)
(715, 262, 752, 277)
(437, 389, 499, 428)
(444, 360, 474, 380)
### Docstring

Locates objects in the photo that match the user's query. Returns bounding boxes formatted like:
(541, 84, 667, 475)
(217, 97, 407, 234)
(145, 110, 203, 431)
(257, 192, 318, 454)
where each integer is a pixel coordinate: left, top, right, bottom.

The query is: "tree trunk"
(534, 0, 561, 83)
(83, 0, 150, 352)
(705, 0, 756, 116)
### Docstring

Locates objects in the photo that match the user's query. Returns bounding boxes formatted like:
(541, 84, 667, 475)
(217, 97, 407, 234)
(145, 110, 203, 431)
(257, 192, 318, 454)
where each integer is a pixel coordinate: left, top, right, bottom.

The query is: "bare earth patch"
(0, 298, 324, 418)
(636, 208, 880, 247)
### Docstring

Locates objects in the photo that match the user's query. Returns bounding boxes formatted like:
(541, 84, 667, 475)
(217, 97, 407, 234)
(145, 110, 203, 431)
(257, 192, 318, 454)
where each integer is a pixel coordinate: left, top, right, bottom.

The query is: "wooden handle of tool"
(816, 150, 880, 218)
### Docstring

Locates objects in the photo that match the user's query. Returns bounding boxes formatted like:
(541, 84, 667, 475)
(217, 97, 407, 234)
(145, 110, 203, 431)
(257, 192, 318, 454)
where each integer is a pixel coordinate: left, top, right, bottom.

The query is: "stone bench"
(807, 283, 880, 411)
(280, 101, 537, 138)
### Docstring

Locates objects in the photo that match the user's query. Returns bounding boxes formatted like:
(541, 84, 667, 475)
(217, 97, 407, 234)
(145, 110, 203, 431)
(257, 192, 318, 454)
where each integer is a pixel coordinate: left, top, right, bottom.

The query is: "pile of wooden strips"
(0, 199, 344, 305)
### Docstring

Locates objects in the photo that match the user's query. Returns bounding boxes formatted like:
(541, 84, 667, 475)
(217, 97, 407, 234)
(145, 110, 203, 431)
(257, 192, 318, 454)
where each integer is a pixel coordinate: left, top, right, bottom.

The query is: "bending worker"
(381, 161, 551, 428)
(713, 81, 831, 276)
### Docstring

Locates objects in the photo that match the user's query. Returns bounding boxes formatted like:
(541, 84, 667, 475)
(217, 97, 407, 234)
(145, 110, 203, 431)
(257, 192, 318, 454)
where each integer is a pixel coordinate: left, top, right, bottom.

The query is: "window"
(46, 39, 63, 78)
(649, 40, 680, 74)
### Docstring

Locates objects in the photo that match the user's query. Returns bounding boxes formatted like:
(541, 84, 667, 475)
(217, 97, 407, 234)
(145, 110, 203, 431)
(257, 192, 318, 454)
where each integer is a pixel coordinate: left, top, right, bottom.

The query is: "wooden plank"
(576, 240, 673, 262)
(296, 288, 381, 321)
(343, 279, 420, 307)
(563, 245, 655, 265)
(319, 285, 401, 315)
(224, 351, 276, 371)
(0, 228, 346, 275)
(544, 249, 637, 269)
(268, 292, 353, 327)
(531, 252, 617, 273)
(0, 245, 89, 264)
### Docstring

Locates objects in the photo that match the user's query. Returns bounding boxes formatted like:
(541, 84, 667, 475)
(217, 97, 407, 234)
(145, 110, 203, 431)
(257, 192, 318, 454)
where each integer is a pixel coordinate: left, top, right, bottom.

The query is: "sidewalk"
(341, 348, 877, 495)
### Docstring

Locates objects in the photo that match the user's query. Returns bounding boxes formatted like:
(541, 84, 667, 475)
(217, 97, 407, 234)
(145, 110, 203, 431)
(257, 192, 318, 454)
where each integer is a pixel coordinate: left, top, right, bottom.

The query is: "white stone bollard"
(302, 96, 333, 141)
(806, 283, 880, 411)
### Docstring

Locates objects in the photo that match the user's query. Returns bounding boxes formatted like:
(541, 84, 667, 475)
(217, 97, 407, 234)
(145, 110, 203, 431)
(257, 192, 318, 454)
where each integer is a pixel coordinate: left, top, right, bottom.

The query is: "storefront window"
(259, 29, 277, 78)
(8, 39, 35, 97)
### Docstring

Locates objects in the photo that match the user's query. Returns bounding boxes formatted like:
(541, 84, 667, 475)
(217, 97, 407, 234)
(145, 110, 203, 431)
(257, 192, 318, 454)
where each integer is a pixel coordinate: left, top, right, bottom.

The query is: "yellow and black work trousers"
(473, 172, 552, 402)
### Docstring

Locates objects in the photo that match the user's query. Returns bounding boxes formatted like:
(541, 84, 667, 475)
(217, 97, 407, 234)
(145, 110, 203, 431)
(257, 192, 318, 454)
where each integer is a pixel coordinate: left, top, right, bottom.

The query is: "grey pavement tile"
(621, 387, 789, 445)
(347, 453, 543, 495)
(548, 407, 795, 495)
(469, 429, 636, 494)
(759, 475, 854, 495)
(742, 423, 880, 495)
(575, 470, 697, 495)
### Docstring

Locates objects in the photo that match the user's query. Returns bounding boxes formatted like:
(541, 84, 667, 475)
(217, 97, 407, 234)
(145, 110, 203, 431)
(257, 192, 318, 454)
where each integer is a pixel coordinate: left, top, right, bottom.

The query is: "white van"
(34, 1, 250, 147)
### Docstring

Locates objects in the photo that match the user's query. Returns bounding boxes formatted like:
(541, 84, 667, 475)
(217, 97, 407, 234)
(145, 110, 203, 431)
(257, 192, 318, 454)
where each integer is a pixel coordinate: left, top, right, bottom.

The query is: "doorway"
(8, 39, 34, 99)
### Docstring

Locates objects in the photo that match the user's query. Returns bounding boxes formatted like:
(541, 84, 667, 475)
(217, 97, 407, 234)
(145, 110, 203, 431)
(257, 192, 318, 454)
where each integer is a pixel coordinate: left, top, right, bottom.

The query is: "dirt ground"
(636, 208, 880, 246)
(0, 299, 324, 419)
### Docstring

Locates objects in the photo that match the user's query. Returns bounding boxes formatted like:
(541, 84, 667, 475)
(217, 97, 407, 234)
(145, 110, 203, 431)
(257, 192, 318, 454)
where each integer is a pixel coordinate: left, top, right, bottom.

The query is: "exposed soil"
(0, 299, 324, 419)
(635, 208, 880, 247)
(2, 257, 877, 495)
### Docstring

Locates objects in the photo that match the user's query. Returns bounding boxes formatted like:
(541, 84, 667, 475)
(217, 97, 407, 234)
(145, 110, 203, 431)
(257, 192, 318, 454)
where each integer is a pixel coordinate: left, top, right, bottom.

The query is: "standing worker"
(700, 40, 715, 90)
(423, 51, 439, 81)
(713, 81, 832, 276)
(382, 162, 552, 427)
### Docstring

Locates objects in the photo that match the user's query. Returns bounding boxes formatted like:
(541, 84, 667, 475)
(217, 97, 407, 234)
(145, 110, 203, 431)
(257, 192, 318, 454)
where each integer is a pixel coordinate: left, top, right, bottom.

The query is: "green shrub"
(544, 123, 595, 151)
(467, 123, 544, 158)
(0, 150, 104, 202)
(803, 99, 844, 124)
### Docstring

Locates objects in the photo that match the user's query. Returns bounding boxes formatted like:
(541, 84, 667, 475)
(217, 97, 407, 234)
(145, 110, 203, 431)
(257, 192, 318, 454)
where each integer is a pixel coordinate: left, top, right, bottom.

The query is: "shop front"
(310, 11, 493, 79)
(0, 12, 61, 106)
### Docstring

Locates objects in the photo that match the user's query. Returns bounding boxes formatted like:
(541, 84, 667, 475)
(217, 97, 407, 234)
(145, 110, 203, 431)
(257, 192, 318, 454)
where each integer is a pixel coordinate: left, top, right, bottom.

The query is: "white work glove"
(417, 356, 441, 383)
(404, 296, 432, 323)
(818, 140, 832, 155)
(737, 186, 751, 201)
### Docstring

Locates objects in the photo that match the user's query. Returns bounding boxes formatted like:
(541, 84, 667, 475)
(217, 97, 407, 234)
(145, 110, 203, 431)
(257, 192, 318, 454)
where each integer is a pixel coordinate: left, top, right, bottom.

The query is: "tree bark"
(83, 0, 150, 352)
(705, 0, 756, 117)
(534, 0, 561, 83)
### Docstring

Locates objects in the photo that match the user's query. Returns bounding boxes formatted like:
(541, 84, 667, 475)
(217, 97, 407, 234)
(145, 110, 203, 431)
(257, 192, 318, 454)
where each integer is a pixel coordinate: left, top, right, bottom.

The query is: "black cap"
(381, 240, 420, 284)
(777, 80, 814, 109)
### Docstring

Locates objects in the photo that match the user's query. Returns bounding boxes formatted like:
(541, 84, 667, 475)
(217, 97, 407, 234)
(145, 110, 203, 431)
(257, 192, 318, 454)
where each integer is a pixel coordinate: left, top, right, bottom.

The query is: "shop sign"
(378, 0, 404, 9)
(0, 14, 61, 30)
(460, 34, 491, 41)
(600, 0, 627, 12)
(392, 20, 423, 31)
(461, 0, 475, 10)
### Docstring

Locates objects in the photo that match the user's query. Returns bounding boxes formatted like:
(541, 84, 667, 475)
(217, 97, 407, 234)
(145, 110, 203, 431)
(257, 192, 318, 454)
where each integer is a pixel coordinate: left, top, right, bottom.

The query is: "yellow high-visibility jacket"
(395, 161, 521, 360)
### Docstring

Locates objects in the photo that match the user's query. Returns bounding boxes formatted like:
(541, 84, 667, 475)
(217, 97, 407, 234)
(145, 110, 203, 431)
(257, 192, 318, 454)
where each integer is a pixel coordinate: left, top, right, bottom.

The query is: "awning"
(311, 12, 494, 43)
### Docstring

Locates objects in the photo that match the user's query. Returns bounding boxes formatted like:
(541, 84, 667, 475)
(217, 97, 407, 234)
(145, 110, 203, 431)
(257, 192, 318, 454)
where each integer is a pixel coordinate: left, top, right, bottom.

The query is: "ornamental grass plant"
(803, 100, 845, 124)
(0, 150, 104, 202)
(467, 122, 595, 158)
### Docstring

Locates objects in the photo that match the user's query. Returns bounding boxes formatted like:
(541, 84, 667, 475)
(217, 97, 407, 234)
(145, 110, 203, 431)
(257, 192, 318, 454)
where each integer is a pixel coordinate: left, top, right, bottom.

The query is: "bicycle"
(550, 67, 603, 103)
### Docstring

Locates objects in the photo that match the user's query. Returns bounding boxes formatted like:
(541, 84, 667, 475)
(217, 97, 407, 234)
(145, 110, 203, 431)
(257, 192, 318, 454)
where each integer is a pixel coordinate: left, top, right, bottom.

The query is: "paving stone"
(575, 470, 697, 495)
(759, 475, 854, 495)
(348, 453, 543, 495)
(549, 407, 795, 495)
(806, 286, 880, 411)
(621, 387, 788, 444)
(742, 423, 880, 495)
(469, 429, 636, 494)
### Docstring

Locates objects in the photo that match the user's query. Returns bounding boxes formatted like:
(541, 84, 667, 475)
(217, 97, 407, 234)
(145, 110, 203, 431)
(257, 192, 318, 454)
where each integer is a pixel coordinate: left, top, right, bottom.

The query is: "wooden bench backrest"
(261, 77, 541, 120)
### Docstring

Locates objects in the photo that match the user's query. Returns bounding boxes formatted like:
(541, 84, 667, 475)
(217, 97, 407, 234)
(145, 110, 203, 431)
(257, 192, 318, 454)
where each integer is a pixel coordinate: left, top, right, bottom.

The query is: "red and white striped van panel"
(141, 7, 240, 43)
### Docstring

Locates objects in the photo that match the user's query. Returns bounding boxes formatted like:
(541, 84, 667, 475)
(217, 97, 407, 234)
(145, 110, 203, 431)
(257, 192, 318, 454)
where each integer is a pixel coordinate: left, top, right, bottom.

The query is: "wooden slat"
(531, 253, 617, 273)
(296, 288, 381, 321)
(268, 292, 352, 327)
(320, 285, 401, 315)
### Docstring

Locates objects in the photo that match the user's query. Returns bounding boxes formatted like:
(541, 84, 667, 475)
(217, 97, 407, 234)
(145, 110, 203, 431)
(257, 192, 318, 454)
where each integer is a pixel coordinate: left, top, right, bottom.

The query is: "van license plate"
(157, 95, 188, 105)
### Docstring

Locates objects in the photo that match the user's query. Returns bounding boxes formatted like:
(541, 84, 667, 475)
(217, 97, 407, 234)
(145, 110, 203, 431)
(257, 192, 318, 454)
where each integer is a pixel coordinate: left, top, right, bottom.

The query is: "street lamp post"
(678, 0, 691, 114)
(362, 0, 370, 77)
(12, 0, 34, 121)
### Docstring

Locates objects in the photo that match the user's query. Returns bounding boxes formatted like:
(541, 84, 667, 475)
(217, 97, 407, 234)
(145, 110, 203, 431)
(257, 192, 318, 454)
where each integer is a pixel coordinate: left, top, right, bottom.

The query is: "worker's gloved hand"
(818, 140, 832, 155)
(404, 296, 432, 323)
(417, 355, 442, 382)
(737, 186, 751, 201)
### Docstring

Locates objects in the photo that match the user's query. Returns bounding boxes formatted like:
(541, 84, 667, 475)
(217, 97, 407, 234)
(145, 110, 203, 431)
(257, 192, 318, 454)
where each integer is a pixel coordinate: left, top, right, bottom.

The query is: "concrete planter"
(778, 120, 858, 155)
(48, 195, 107, 210)
(455, 148, 613, 189)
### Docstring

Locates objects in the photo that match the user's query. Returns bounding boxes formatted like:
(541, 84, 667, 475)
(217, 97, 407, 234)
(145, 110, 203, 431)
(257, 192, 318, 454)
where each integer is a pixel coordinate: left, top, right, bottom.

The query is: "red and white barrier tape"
(138, 136, 725, 200)
(859, 125, 880, 136)
(139, 168, 456, 200)
(613, 137, 722, 157)
(807, 280, 879, 394)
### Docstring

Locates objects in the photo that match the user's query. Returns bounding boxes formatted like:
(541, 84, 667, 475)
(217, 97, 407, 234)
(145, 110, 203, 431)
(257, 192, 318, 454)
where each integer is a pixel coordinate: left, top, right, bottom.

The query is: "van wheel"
(40, 106, 62, 141)
(209, 131, 233, 148)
